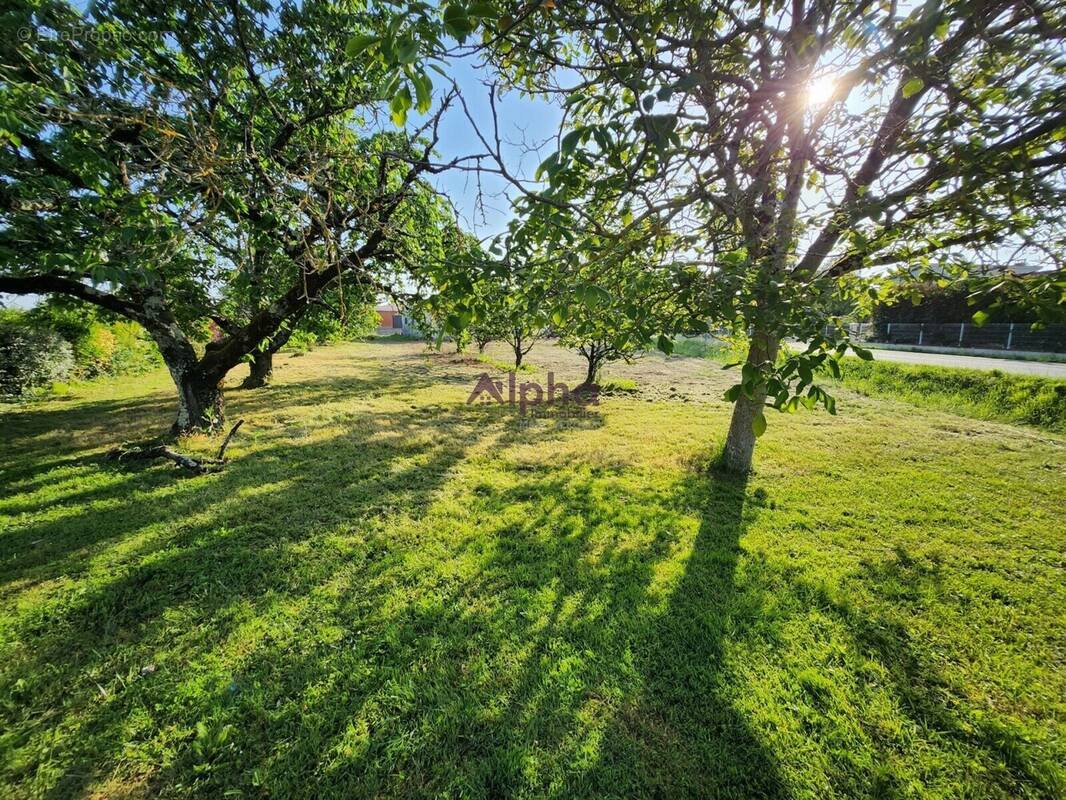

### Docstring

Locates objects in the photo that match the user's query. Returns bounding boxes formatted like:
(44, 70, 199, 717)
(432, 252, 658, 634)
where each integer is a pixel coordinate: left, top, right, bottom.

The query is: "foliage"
(672, 335, 748, 362)
(681, 335, 1066, 433)
(301, 301, 381, 345)
(422, 0, 1066, 469)
(552, 249, 689, 382)
(0, 0, 468, 432)
(873, 280, 1043, 326)
(26, 301, 162, 378)
(0, 312, 74, 398)
(0, 340, 1063, 797)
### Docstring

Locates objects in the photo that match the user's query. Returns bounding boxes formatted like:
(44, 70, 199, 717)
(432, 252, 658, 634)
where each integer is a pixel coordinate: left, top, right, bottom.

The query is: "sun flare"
(806, 74, 837, 107)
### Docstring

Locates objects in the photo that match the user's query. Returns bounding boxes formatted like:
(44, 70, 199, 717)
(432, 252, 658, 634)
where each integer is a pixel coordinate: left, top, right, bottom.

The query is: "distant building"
(375, 304, 419, 336)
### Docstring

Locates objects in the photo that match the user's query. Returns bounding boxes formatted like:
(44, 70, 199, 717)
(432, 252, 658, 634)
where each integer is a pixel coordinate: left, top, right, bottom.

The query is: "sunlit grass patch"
(0, 341, 1062, 798)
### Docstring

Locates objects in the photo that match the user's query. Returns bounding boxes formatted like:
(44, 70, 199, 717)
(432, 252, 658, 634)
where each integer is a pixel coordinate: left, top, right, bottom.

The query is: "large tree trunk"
(722, 331, 779, 473)
(172, 369, 224, 436)
(241, 350, 273, 389)
(141, 298, 226, 436)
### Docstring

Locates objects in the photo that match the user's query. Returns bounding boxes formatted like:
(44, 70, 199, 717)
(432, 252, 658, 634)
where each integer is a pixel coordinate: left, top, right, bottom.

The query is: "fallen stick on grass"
(106, 419, 245, 475)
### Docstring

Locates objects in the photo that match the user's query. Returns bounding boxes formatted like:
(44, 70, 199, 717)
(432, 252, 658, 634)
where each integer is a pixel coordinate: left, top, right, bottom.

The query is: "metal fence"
(830, 322, 1066, 354)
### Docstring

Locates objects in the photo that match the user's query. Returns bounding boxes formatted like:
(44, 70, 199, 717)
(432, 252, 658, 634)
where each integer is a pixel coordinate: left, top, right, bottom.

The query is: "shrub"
(76, 323, 118, 377)
(26, 301, 162, 378)
(109, 321, 163, 375)
(0, 316, 75, 399)
(285, 329, 319, 354)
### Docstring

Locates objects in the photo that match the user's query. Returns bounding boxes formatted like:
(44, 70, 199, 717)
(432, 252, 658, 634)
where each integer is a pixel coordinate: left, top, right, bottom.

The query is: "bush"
(26, 302, 162, 378)
(108, 321, 163, 375)
(0, 316, 75, 399)
(285, 329, 319, 354)
(76, 323, 118, 377)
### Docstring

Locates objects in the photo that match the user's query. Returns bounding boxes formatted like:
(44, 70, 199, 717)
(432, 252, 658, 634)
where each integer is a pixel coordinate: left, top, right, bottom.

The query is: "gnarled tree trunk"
(722, 331, 779, 473)
(172, 369, 224, 435)
(241, 350, 273, 389)
(141, 296, 226, 435)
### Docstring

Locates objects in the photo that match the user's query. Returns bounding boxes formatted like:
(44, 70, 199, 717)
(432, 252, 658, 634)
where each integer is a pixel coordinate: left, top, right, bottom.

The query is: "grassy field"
(829, 358, 1066, 433)
(672, 336, 1066, 434)
(1, 340, 1063, 799)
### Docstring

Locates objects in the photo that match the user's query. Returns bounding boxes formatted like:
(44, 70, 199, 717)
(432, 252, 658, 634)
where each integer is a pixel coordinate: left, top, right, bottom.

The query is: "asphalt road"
(866, 347, 1066, 378)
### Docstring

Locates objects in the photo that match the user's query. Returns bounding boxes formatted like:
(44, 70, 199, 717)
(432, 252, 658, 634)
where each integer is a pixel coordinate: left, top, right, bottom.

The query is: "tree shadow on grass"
(585, 467, 786, 798)
(1, 403, 502, 798)
(128, 451, 781, 798)
(3, 357, 781, 800)
(840, 551, 1062, 798)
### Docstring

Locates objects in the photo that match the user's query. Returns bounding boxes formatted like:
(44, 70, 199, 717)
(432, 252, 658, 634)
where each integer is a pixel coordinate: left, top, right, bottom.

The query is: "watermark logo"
(17, 25, 159, 45)
(467, 371, 599, 416)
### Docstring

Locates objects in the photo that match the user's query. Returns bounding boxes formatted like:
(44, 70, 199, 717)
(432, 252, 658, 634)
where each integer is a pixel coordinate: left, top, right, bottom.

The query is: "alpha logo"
(467, 371, 599, 415)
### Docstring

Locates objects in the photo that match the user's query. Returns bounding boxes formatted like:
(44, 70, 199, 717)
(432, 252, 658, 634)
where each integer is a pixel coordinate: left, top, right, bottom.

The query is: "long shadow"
(116, 450, 779, 798)
(586, 467, 786, 798)
(0, 360, 463, 586)
(841, 551, 1062, 798)
(3, 350, 780, 798)
(2, 407, 496, 798)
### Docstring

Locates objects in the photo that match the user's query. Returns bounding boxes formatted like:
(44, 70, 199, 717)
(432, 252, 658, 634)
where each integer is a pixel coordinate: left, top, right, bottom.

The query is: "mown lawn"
(1, 340, 1063, 799)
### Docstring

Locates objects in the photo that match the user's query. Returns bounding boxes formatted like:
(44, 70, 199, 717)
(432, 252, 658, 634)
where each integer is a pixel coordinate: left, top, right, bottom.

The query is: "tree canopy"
(0, 0, 468, 431)
(409, 0, 1066, 470)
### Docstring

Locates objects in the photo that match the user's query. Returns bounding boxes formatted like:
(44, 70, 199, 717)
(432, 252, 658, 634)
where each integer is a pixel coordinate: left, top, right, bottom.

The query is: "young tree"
(0, 0, 462, 434)
(438, 0, 1066, 471)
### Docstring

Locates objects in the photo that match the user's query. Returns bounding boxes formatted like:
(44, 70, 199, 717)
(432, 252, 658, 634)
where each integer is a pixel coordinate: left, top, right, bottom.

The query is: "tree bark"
(241, 350, 273, 389)
(722, 331, 779, 473)
(170, 366, 224, 436)
(584, 352, 601, 385)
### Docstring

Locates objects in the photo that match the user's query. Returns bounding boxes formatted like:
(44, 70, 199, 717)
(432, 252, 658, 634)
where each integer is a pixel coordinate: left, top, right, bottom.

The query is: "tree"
(0, 0, 462, 434)
(448, 0, 1066, 471)
(499, 268, 550, 369)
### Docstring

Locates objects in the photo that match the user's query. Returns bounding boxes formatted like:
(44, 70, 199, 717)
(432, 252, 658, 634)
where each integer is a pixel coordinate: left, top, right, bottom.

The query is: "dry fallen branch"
(106, 419, 245, 475)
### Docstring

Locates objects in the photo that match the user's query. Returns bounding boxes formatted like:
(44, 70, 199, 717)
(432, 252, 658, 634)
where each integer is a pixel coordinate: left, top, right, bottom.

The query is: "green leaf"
(411, 70, 433, 114)
(535, 153, 559, 180)
(389, 85, 412, 126)
(852, 345, 874, 360)
(752, 411, 767, 438)
(345, 34, 379, 59)
(642, 95, 655, 111)
(657, 334, 674, 355)
(395, 37, 418, 64)
(720, 249, 747, 266)
(443, 4, 476, 42)
(972, 310, 990, 327)
(468, 1, 495, 18)
(560, 129, 582, 155)
(902, 77, 924, 98)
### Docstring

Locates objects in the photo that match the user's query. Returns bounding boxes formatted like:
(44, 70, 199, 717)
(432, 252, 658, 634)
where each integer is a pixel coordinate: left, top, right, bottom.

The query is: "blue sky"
(414, 56, 562, 241)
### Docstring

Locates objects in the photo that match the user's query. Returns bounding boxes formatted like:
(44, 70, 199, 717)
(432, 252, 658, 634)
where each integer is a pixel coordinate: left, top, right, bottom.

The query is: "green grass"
(833, 358, 1066, 433)
(477, 353, 537, 373)
(598, 377, 638, 394)
(1, 342, 1063, 799)
(671, 335, 741, 360)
